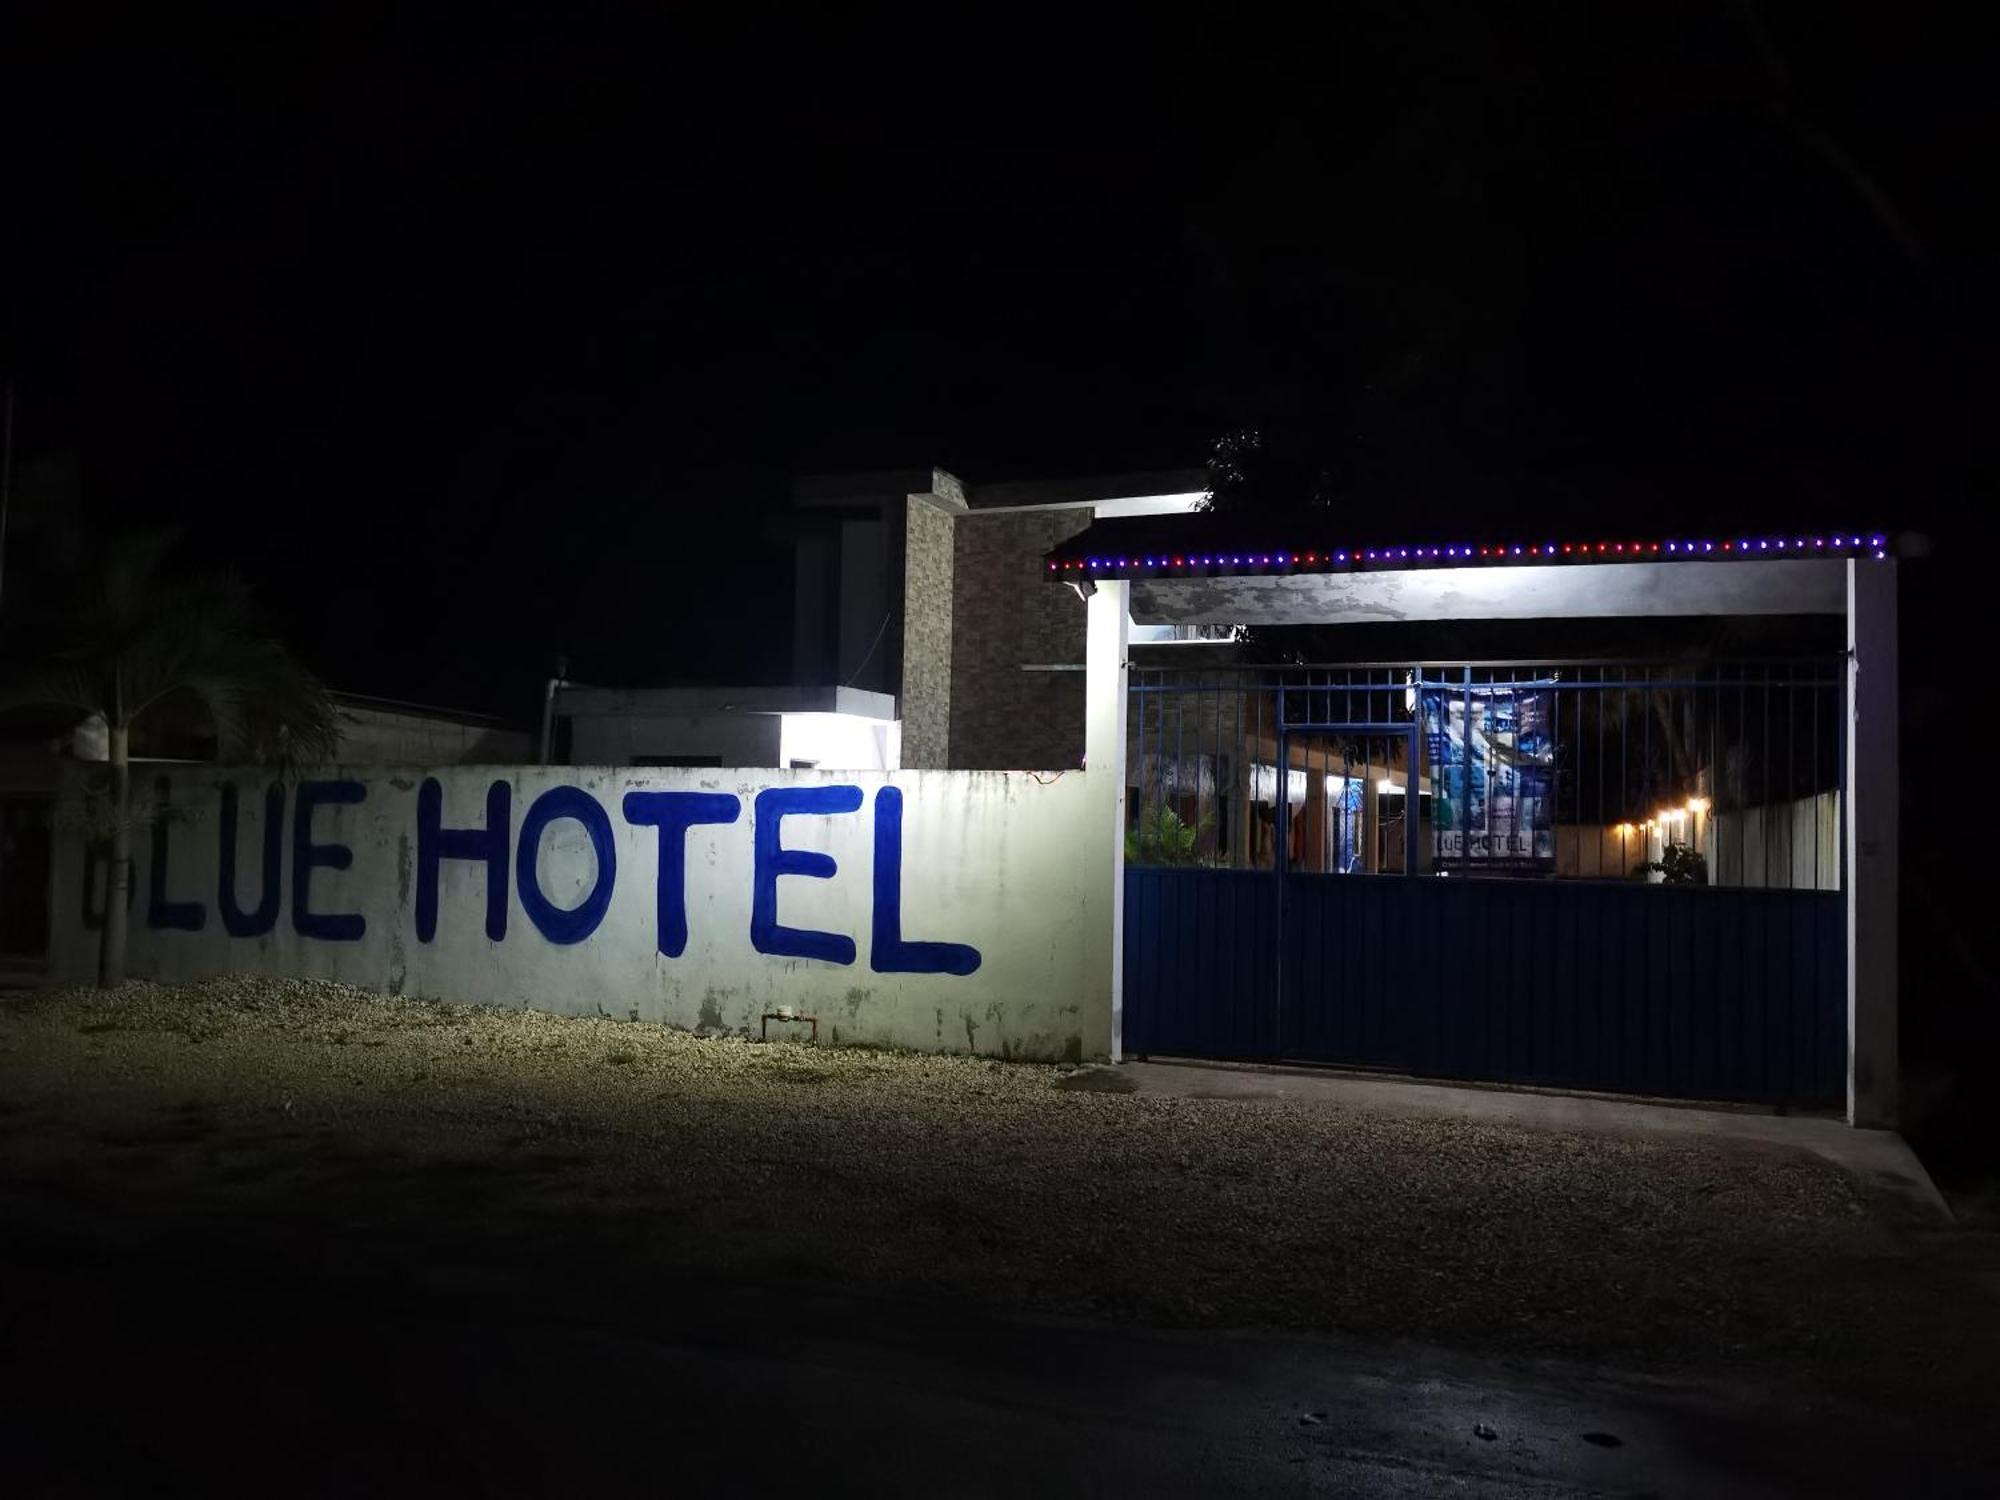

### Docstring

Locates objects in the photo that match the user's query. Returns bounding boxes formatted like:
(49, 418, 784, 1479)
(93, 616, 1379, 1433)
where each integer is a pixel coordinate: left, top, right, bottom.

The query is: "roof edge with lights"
(1046, 518, 1894, 581)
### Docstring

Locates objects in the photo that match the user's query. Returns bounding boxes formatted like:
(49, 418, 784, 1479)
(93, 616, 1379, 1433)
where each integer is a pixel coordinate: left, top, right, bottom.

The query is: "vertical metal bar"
(1812, 667, 1822, 890)
(1135, 667, 1147, 862)
(1175, 668, 1186, 844)
(1621, 668, 1631, 845)
(1462, 665, 1473, 875)
(1318, 705, 1327, 874)
(1596, 666, 1606, 877)
(1786, 661, 1797, 890)
(1737, 668, 1746, 889)
(1553, 677, 1564, 871)
(1836, 649, 1849, 893)
(1642, 663, 1652, 838)
(1275, 681, 1288, 1056)
(1255, 671, 1265, 870)
(1712, 666, 1723, 886)
(1238, 668, 1248, 870)
(1405, 719, 1420, 876)
(1761, 664, 1772, 890)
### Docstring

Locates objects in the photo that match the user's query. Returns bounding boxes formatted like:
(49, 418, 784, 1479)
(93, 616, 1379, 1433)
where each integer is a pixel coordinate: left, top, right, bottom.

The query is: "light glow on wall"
(778, 713, 899, 772)
(1091, 493, 1208, 519)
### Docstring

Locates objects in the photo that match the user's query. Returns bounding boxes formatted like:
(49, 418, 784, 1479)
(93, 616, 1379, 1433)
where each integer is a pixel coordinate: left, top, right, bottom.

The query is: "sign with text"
(53, 767, 1098, 1061)
(1422, 685, 1555, 872)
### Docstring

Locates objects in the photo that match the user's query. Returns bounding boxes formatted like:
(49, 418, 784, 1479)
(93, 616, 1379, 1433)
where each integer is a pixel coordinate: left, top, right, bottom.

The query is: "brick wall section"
(898, 497, 956, 768)
(949, 510, 1093, 770)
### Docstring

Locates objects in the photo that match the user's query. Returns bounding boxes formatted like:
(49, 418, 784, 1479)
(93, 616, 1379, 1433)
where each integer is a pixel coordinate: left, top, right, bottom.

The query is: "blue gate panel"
(1123, 868, 1278, 1059)
(1123, 869, 1845, 1108)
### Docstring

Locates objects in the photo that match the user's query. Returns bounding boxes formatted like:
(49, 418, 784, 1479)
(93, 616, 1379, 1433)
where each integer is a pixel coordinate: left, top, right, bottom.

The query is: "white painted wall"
(49, 766, 1102, 1063)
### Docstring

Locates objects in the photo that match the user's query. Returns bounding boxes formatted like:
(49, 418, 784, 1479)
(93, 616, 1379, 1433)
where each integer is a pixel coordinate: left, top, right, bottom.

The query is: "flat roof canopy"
(1049, 513, 1892, 624)
(1130, 559, 1849, 624)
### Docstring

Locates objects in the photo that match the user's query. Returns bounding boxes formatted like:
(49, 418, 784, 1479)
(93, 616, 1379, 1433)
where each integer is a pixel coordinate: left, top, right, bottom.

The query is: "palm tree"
(0, 530, 341, 984)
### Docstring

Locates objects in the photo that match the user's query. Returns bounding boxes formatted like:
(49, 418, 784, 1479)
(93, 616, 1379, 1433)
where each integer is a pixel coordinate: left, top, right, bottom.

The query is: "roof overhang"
(1126, 559, 1849, 624)
(1048, 514, 1896, 624)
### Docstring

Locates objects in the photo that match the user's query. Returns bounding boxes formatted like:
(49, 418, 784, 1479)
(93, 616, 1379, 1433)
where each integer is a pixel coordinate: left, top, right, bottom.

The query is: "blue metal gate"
(1121, 661, 1847, 1107)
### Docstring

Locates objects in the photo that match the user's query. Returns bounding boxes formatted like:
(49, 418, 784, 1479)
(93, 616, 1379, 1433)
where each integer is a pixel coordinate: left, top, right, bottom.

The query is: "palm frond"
(2, 527, 340, 774)
(0, 663, 107, 719)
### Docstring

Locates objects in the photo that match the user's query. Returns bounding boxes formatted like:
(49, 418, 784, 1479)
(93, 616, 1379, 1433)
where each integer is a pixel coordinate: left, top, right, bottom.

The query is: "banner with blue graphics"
(1422, 685, 1556, 871)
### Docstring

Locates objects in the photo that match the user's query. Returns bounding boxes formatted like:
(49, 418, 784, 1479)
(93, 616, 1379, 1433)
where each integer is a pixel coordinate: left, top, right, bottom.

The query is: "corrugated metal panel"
(1124, 868, 1844, 1107)
(1123, 869, 1276, 1059)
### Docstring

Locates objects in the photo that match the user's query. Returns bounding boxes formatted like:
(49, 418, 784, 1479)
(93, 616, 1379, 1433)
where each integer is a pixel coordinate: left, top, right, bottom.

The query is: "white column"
(1082, 581, 1129, 1062)
(1846, 559, 1899, 1128)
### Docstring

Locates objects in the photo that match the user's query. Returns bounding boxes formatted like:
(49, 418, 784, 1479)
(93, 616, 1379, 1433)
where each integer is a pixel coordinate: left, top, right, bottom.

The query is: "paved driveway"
(4, 978, 1997, 1494)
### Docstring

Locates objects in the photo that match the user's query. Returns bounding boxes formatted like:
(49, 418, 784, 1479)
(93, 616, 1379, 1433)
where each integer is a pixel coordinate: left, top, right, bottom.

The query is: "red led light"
(1049, 528, 1887, 577)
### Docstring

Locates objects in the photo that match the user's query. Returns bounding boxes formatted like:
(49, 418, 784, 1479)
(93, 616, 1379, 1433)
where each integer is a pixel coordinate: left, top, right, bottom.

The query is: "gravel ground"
(3, 977, 1994, 1413)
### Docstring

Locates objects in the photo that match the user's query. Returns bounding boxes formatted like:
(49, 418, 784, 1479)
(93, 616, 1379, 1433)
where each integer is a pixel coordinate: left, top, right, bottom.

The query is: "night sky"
(3, 7, 1985, 718)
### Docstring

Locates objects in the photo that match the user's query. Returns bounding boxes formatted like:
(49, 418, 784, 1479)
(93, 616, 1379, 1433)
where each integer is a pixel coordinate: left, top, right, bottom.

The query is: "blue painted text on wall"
(147, 778, 982, 975)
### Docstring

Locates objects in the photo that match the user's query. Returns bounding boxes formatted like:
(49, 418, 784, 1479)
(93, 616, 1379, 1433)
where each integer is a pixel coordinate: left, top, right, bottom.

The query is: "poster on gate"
(1422, 684, 1556, 872)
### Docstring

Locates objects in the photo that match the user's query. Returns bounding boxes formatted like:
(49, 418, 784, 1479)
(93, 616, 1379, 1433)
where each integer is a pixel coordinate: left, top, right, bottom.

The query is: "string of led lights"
(1046, 532, 1891, 577)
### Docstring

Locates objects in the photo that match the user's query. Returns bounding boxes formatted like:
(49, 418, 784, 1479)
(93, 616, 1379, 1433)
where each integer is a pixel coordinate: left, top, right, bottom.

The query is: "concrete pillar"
(897, 491, 963, 769)
(1082, 581, 1129, 1062)
(1846, 560, 1899, 1128)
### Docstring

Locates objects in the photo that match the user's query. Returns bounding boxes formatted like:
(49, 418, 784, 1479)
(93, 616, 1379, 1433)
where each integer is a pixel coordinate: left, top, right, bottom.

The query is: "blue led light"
(1055, 528, 1890, 576)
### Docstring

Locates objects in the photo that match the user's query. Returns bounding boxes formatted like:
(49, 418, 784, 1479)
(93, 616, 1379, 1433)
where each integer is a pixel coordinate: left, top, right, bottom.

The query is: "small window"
(789, 759, 819, 770)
